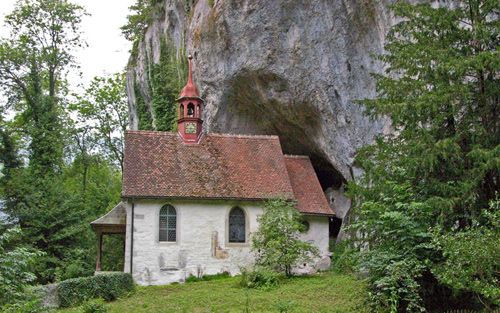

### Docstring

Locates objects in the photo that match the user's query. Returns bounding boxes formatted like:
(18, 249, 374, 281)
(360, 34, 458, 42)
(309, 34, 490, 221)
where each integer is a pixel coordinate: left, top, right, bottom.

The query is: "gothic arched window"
(159, 205, 177, 242)
(180, 104, 184, 118)
(228, 207, 245, 243)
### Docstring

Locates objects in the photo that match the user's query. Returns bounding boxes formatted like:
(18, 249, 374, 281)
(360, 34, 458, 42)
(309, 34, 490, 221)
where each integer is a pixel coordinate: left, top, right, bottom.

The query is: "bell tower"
(177, 55, 204, 144)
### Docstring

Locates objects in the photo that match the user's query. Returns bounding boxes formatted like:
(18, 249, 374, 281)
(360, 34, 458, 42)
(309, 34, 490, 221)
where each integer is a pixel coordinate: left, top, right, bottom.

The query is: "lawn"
(59, 273, 367, 313)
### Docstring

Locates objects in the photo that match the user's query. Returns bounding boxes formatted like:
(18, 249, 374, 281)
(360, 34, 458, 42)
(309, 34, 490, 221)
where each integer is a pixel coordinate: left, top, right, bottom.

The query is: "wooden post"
(96, 231, 103, 272)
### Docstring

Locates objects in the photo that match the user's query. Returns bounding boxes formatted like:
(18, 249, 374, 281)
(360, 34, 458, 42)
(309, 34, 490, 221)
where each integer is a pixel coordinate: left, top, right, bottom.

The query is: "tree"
(0, 0, 87, 173)
(252, 198, 319, 276)
(72, 73, 128, 171)
(0, 0, 94, 284)
(121, 0, 163, 42)
(349, 0, 500, 311)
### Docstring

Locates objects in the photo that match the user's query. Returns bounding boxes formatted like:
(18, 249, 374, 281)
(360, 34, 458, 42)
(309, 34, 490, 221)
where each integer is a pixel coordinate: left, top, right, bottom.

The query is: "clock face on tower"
(185, 122, 197, 134)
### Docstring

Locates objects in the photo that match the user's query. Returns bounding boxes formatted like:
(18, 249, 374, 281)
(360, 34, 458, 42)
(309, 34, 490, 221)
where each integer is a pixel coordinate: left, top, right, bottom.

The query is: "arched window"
(197, 104, 200, 118)
(187, 103, 195, 117)
(159, 205, 176, 242)
(180, 104, 184, 118)
(229, 207, 245, 243)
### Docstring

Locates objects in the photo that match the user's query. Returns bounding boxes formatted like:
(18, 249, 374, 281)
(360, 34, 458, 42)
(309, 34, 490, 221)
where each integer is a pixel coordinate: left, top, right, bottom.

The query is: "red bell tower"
(177, 55, 204, 144)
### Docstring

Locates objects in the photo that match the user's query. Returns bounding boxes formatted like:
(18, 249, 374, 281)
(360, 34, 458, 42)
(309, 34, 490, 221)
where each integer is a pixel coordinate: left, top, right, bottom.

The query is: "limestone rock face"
(126, 0, 402, 220)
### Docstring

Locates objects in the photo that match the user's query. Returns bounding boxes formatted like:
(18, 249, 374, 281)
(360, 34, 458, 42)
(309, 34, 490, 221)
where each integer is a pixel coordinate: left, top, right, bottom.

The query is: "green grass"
(59, 273, 367, 313)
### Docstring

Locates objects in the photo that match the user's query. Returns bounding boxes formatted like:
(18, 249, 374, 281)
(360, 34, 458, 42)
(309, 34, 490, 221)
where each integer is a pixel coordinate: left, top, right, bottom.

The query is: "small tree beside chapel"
(251, 198, 319, 276)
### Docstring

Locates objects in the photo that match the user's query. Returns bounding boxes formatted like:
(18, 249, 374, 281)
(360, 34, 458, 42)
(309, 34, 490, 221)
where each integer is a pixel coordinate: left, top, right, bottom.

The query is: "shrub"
(252, 198, 320, 276)
(330, 241, 357, 275)
(239, 268, 281, 290)
(1, 298, 45, 313)
(81, 298, 109, 313)
(57, 273, 135, 308)
(186, 271, 231, 283)
(0, 228, 42, 309)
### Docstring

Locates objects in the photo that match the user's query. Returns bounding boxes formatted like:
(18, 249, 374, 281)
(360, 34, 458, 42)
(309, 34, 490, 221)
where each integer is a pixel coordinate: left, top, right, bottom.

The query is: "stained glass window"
(229, 207, 245, 243)
(159, 205, 176, 242)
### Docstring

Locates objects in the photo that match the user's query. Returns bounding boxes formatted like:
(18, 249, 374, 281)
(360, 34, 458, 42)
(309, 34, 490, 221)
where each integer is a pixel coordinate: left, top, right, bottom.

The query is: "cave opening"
(309, 153, 346, 191)
(329, 216, 343, 239)
(308, 152, 348, 242)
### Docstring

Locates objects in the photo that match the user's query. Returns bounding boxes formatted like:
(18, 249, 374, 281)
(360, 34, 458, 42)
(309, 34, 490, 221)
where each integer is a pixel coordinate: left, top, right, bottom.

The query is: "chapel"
(91, 56, 335, 286)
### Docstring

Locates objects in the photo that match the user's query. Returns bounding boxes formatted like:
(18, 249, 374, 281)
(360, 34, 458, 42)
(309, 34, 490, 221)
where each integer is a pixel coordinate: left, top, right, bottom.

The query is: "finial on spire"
(187, 54, 194, 85)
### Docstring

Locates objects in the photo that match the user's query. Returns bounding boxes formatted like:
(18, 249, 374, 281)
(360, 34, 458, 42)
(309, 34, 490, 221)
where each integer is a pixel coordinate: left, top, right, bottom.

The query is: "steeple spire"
(179, 55, 200, 98)
(176, 54, 204, 144)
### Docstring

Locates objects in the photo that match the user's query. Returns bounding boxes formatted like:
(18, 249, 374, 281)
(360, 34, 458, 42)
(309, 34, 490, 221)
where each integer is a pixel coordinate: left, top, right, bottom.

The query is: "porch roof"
(91, 202, 127, 233)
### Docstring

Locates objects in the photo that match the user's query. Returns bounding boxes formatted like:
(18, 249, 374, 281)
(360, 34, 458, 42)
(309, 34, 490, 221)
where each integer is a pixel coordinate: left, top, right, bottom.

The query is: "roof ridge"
(206, 133, 280, 140)
(125, 130, 280, 140)
(283, 154, 310, 159)
(126, 130, 177, 136)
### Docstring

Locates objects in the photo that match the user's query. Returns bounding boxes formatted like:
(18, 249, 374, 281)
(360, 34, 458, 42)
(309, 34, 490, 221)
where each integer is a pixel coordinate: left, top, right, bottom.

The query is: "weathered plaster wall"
(300, 216, 330, 253)
(123, 199, 331, 286)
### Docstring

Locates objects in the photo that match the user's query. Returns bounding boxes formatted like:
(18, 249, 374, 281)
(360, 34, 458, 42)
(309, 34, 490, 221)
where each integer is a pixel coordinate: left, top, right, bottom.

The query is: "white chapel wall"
(123, 199, 332, 286)
(124, 199, 263, 286)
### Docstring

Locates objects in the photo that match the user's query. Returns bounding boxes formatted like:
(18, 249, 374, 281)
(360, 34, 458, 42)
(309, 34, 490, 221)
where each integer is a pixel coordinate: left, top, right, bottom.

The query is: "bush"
(0, 228, 42, 309)
(1, 298, 45, 313)
(252, 198, 320, 276)
(239, 268, 281, 290)
(330, 241, 357, 275)
(57, 273, 135, 308)
(185, 271, 231, 283)
(81, 298, 109, 313)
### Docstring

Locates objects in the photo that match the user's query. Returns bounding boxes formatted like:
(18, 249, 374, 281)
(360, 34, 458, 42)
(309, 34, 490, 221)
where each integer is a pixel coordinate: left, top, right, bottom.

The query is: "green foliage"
(57, 273, 135, 308)
(0, 128, 21, 178)
(134, 78, 154, 131)
(1, 297, 45, 313)
(121, 0, 164, 42)
(274, 299, 298, 313)
(2, 171, 88, 284)
(71, 73, 128, 171)
(0, 0, 87, 174)
(0, 0, 125, 288)
(251, 198, 320, 276)
(349, 0, 500, 311)
(329, 241, 357, 275)
(239, 268, 281, 291)
(150, 36, 187, 132)
(431, 196, 500, 306)
(185, 271, 231, 283)
(81, 298, 110, 313)
(123, 0, 187, 132)
(0, 228, 42, 309)
(133, 35, 188, 131)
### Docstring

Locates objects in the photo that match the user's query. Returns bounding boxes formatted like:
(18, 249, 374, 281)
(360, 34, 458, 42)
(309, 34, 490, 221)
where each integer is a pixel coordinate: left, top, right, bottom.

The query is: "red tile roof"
(122, 131, 294, 200)
(122, 131, 334, 216)
(284, 155, 335, 216)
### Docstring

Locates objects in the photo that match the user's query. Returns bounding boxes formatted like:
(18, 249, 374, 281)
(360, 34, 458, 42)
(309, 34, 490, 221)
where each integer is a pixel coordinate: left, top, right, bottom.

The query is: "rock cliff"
(126, 0, 399, 228)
